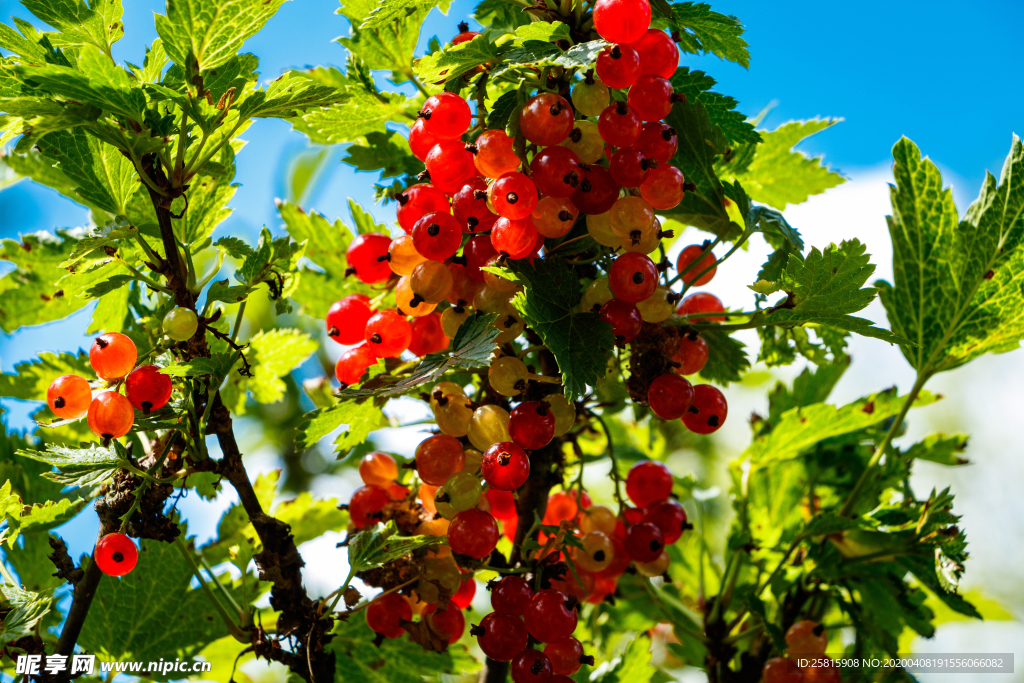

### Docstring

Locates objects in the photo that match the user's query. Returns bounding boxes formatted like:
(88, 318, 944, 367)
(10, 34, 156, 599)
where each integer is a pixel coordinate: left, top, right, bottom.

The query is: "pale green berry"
(163, 307, 198, 341)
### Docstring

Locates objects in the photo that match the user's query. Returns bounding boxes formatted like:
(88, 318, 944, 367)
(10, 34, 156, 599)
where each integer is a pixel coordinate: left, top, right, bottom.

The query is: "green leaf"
(767, 355, 849, 423)
(349, 198, 387, 234)
(0, 148, 81, 206)
(17, 442, 123, 489)
(292, 68, 416, 145)
(508, 258, 614, 402)
(35, 129, 139, 215)
(329, 616, 466, 683)
(171, 174, 236, 246)
(295, 398, 388, 453)
(878, 136, 1024, 374)
(360, 0, 450, 29)
(237, 70, 346, 119)
(0, 585, 52, 648)
(279, 200, 353, 276)
(155, 0, 289, 70)
(21, 0, 124, 53)
(903, 433, 970, 466)
(414, 33, 502, 85)
(271, 493, 349, 545)
(342, 130, 421, 179)
(744, 388, 938, 466)
(660, 2, 749, 67)
(670, 67, 759, 145)
(245, 328, 318, 404)
(214, 236, 254, 260)
(160, 354, 236, 379)
(340, 0, 428, 83)
(599, 634, 656, 683)
(0, 351, 90, 400)
(514, 21, 571, 42)
(486, 89, 521, 132)
(698, 328, 749, 385)
(724, 180, 804, 251)
(348, 520, 446, 574)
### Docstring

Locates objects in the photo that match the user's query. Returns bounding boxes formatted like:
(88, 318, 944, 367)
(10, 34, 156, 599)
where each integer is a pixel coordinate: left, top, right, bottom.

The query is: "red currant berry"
(490, 576, 533, 616)
(597, 102, 642, 148)
(481, 442, 531, 491)
(448, 263, 482, 305)
(544, 637, 587, 676)
(486, 489, 518, 521)
(416, 434, 465, 485)
(624, 521, 664, 562)
(628, 75, 676, 122)
(87, 391, 134, 439)
(762, 657, 804, 683)
(419, 92, 472, 140)
(634, 122, 678, 164)
(676, 244, 717, 285)
(412, 211, 462, 261)
(408, 312, 449, 356)
(673, 333, 709, 375)
(609, 252, 658, 303)
(570, 164, 619, 215)
(366, 592, 411, 639)
(626, 460, 673, 508)
(677, 292, 725, 322)
(95, 533, 138, 576)
(520, 93, 574, 146)
(426, 140, 478, 193)
(593, 0, 651, 44)
(425, 603, 466, 643)
(683, 384, 727, 434)
(511, 649, 553, 683)
(396, 184, 450, 234)
(452, 573, 477, 609)
(640, 164, 685, 210)
(89, 333, 137, 380)
(490, 172, 538, 220)
(453, 178, 498, 233)
(325, 294, 371, 345)
(359, 451, 398, 487)
(524, 589, 577, 643)
(609, 146, 653, 188)
(629, 29, 679, 79)
(642, 498, 688, 544)
(452, 24, 481, 45)
(549, 677, 575, 683)
(542, 491, 579, 526)
(346, 233, 393, 284)
(335, 344, 377, 385)
(409, 118, 440, 161)
(802, 656, 841, 683)
(124, 365, 173, 414)
(507, 401, 555, 450)
(599, 299, 643, 343)
(448, 508, 499, 559)
(491, 217, 538, 260)
(364, 310, 412, 357)
(532, 196, 577, 239)
(597, 535, 631, 578)
(595, 44, 640, 89)
(47, 374, 91, 419)
(530, 146, 582, 199)
(786, 620, 828, 654)
(474, 612, 529, 661)
(349, 484, 391, 528)
(474, 129, 520, 178)
(464, 234, 498, 282)
(647, 373, 694, 421)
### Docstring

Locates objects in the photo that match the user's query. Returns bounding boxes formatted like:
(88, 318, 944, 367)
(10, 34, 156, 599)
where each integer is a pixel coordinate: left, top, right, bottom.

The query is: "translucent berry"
(364, 310, 412, 357)
(487, 488, 518, 521)
(634, 122, 678, 164)
(785, 620, 828, 654)
(366, 592, 411, 639)
(683, 384, 728, 434)
(802, 656, 841, 683)
(609, 146, 653, 188)
(524, 589, 577, 643)
(424, 603, 465, 643)
(346, 233, 393, 284)
(572, 77, 609, 117)
(624, 521, 664, 562)
(545, 637, 587, 676)
(448, 508, 499, 559)
(570, 164, 619, 215)
(426, 140, 478, 194)
(762, 657, 804, 683)
(597, 101, 642, 148)
(387, 235, 429, 277)
(438, 471, 483, 515)
(507, 401, 555, 450)
(643, 499, 688, 544)
(560, 121, 604, 164)
(419, 92, 472, 140)
(626, 460, 673, 508)
(575, 530, 615, 572)
(491, 217, 538, 260)
(396, 277, 436, 318)
(490, 576, 533, 615)
(598, 535, 631, 578)
(359, 451, 398, 487)
(412, 212, 463, 261)
(416, 434, 465, 486)
(95, 533, 138, 576)
(635, 550, 670, 576)
(608, 252, 658, 303)
(520, 93, 574, 146)
(647, 373, 694, 420)
(636, 286, 674, 322)
(87, 391, 134, 439)
(396, 184, 450, 235)
(452, 574, 477, 609)
(448, 263, 481, 306)
(409, 312, 449, 356)
(581, 504, 617, 535)
(529, 146, 581, 199)
(677, 292, 725, 322)
(599, 299, 643, 343)
(596, 44, 640, 89)
(326, 294, 372, 345)
(464, 234, 499, 282)
(640, 164, 685, 210)
(532, 196, 578, 239)
(545, 394, 575, 436)
(511, 649, 553, 683)
(163, 307, 198, 341)
(629, 29, 678, 79)
(349, 484, 391, 528)
(593, 0, 651, 44)
(124, 365, 173, 414)
(676, 244, 717, 285)
(409, 118, 440, 161)
(90, 333, 137, 380)
(628, 75, 676, 121)
(453, 178, 498, 233)
(335, 344, 377, 385)
(410, 260, 453, 305)
(542, 491, 579, 526)
(609, 196, 656, 245)
(587, 212, 621, 248)
(673, 333, 709, 375)
(474, 612, 529, 661)
(47, 374, 91, 419)
(490, 172, 538, 220)
(468, 405, 511, 451)
(475, 129, 520, 178)
(481, 441, 530, 491)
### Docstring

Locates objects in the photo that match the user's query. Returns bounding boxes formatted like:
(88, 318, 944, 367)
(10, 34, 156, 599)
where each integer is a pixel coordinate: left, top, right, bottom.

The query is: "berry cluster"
(762, 620, 840, 683)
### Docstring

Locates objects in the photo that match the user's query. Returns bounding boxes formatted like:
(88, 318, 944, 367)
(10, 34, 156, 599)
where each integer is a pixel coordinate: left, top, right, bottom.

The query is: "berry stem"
(174, 536, 248, 642)
(585, 409, 627, 512)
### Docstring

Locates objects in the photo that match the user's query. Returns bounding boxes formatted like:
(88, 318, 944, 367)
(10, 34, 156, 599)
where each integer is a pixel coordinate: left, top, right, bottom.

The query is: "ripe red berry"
(609, 146, 653, 188)
(511, 649, 553, 683)
(683, 384, 728, 434)
(408, 312, 449, 356)
(464, 234, 499, 282)
(647, 373, 694, 420)
(490, 575, 533, 615)
(802, 656, 841, 683)
(634, 122, 678, 164)
(490, 172, 538, 220)
(626, 460, 673, 508)
(326, 294, 372, 345)
(474, 129, 520, 178)
(595, 44, 640, 89)
(570, 164, 619, 215)
(364, 310, 412, 357)
(474, 612, 529, 661)
(47, 374, 91, 419)
(481, 442, 531, 491)
(366, 592, 411, 639)
(544, 637, 586, 676)
(453, 178, 498, 233)
(412, 212, 462, 261)
(491, 217, 538, 260)
(349, 484, 391, 528)
(597, 102, 642, 148)
(425, 603, 466, 643)
(426, 140, 478, 193)
(396, 184, 450, 234)
(624, 521, 664, 562)
(786, 620, 828, 654)
(642, 498, 688, 544)
(597, 535, 631, 578)
(629, 29, 678, 79)
(677, 292, 726, 322)
(486, 489, 518, 521)
(640, 164, 685, 210)
(409, 118, 440, 161)
(507, 401, 556, 450)
(529, 146, 582, 199)
(673, 333, 709, 375)
(416, 434, 465, 485)
(87, 391, 134, 439)
(524, 589, 577, 643)
(599, 299, 643, 343)
(335, 344, 378, 385)
(452, 27, 481, 45)
(676, 244, 717, 285)
(359, 451, 398, 487)
(452, 573, 477, 609)
(609, 253, 658, 303)
(448, 508, 499, 559)
(346, 233, 393, 284)
(762, 657, 804, 683)
(95, 533, 138, 576)
(89, 332, 137, 380)
(593, 0, 651, 44)
(124, 365, 173, 414)
(532, 197, 577, 239)
(520, 93, 574, 146)
(628, 75, 676, 121)
(419, 92, 472, 140)
(542, 491, 579, 526)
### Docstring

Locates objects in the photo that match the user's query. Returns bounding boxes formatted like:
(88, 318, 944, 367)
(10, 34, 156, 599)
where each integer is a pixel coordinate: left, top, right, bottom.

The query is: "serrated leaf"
(328, 616, 467, 683)
(349, 198, 387, 234)
(17, 442, 124, 490)
(160, 354, 236, 378)
(671, 67, 759, 145)
(0, 585, 52, 647)
(724, 180, 804, 251)
(155, 0, 289, 70)
(292, 68, 417, 144)
(661, 2, 749, 68)
(600, 634, 657, 683)
(171, 174, 236, 246)
(767, 355, 849, 423)
(414, 33, 502, 84)
(35, 129, 139, 215)
(237, 70, 346, 119)
(348, 520, 445, 574)
(20, 0, 123, 53)
(245, 328, 317, 404)
(271, 493, 348, 546)
(903, 433, 969, 466)
(0, 351, 91, 400)
(507, 258, 614, 402)
(486, 89, 520, 131)
(360, 0, 450, 29)
(214, 236, 254, 259)
(295, 398, 388, 453)
(342, 130, 421, 179)
(697, 328, 748, 385)
(513, 21, 571, 43)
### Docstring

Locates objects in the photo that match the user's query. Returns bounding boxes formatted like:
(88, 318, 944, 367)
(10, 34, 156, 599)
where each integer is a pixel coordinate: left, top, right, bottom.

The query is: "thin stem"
(174, 98, 191, 185)
(120, 260, 172, 293)
(325, 568, 356, 614)
(526, 372, 561, 384)
(587, 410, 626, 512)
(230, 301, 247, 343)
(683, 234, 744, 294)
(174, 537, 247, 641)
(185, 120, 245, 179)
(134, 232, 163, 267)
(667, 236, 723, 286)
(547, 233, 591, 254)
(199, 553, 248, 623)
